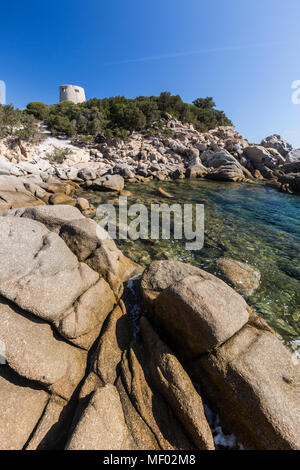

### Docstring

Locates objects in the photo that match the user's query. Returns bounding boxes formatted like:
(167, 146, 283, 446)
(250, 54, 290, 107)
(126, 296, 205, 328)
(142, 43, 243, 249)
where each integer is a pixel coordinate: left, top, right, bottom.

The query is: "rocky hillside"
(0, 117, 299, 204)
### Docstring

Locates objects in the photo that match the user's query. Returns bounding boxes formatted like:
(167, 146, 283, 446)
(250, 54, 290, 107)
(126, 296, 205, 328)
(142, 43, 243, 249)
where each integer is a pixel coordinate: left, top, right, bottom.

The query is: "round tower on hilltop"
(59, 85, 86, 104)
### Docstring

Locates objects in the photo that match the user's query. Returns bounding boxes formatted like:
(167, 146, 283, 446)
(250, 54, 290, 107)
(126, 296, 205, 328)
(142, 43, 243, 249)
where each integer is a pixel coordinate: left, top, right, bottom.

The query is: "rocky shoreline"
(0, 122, 300, 211)
(0, 121, 299, 451)
(0, 204, 299, 450)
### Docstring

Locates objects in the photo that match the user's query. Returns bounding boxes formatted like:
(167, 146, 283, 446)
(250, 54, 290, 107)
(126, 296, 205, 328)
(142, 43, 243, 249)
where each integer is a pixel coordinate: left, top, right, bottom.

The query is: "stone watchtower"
(59, 85, 86, 104)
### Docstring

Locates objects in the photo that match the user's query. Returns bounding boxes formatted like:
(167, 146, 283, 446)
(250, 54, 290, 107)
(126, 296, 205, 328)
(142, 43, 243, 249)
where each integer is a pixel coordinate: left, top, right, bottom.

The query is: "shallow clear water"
(84, 179, 300, 351)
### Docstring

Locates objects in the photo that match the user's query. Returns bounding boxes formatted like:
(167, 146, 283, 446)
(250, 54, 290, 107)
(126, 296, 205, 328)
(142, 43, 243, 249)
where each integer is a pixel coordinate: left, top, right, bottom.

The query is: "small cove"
(83, 179, 300, 353)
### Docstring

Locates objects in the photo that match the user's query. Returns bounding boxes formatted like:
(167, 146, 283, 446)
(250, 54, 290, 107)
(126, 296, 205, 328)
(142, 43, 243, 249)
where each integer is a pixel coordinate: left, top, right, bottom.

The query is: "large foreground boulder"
(0, 216, 115, 349)
(5, 204, 85, 232)
(188, 324, 300, 450)
(141, 260, 300, 450)
(0, 296, 86, 399)
(141, 261, 249, 359)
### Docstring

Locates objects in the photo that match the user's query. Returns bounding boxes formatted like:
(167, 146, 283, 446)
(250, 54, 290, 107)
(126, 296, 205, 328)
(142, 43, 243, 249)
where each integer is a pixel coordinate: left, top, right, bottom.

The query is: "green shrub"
(26, 102, 50, 120)
(0, 104, 43, 142)
(45, 146, 73, 164)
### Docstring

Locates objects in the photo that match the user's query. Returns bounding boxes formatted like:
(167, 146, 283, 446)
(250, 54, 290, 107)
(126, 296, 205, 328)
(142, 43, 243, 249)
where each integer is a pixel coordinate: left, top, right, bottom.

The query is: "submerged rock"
(215, 258, 261, 297)
(157, 186, 174, 198)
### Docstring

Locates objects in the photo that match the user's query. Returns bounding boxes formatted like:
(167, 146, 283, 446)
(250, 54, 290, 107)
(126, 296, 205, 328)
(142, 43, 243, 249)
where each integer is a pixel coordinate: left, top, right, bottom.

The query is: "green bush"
(0, 104, 43, 142)
(45, 146, 73, 164)
(26, 102, 50, 120)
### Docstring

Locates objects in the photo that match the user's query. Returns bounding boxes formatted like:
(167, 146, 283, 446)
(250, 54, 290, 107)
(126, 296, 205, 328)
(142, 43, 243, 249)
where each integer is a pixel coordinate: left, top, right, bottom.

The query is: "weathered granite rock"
(0, 367, 49, 450)
(206, 163, 244, 182)
(56, 278, 116, 349)
(201, 149, 239, 168)
(186, 163, 207, 178)
(94, 303, 132, 384)
(261, 135, 292, 157)
(0, 217, 96, 319)
(6, 207, 136, 300)
(0, 175, 46, 210)
(244, 146, 277, 169)
(5, 204, 85, 232)
(0, 296, 87, 399)
(154, 274, 249, 359)
(188, 324, 300, 450)
(115, 375, 160, 450)
(281, 161, 300, 173)
(92, 174, 125, 192)
(141, 261, 249, 359)
(25, 396, 73, 450)
(54, 168, 79, 181)
(113, 164, 135, 179)
(18, 161, 45, 175)
(0, 158, 24, 176)
(66, 385, 136, 450)
(120, 342, 195, 450)
(49, 193, 75, 205)
(78, 167, 97, 181)
(0, 216, 115, 349)
(75, 197, 90, 211)
(39, 181, 75, 196)
(286, 149, 300, 163)
(141, 260, 212, 310)
(215, 258, 261, 297)
(59, 217, 141, 297)
(140, 317, 215, 450)
(23, 181, 49, 201)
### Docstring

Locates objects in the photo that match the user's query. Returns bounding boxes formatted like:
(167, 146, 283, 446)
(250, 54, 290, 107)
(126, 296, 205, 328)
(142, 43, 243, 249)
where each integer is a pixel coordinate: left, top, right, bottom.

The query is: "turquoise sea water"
(85, 179, 300, 351)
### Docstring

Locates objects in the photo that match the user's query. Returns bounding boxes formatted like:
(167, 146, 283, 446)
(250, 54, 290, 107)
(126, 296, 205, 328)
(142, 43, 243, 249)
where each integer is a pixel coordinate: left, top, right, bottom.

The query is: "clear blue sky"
(1, 0, 300, 146)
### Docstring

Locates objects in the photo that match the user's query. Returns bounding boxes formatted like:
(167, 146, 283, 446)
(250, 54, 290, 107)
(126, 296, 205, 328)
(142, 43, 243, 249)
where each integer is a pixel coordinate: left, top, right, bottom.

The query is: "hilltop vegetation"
(26, 93, 232, 140)
(0, 104, 43, 142)
(0, 94, 232, 143)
